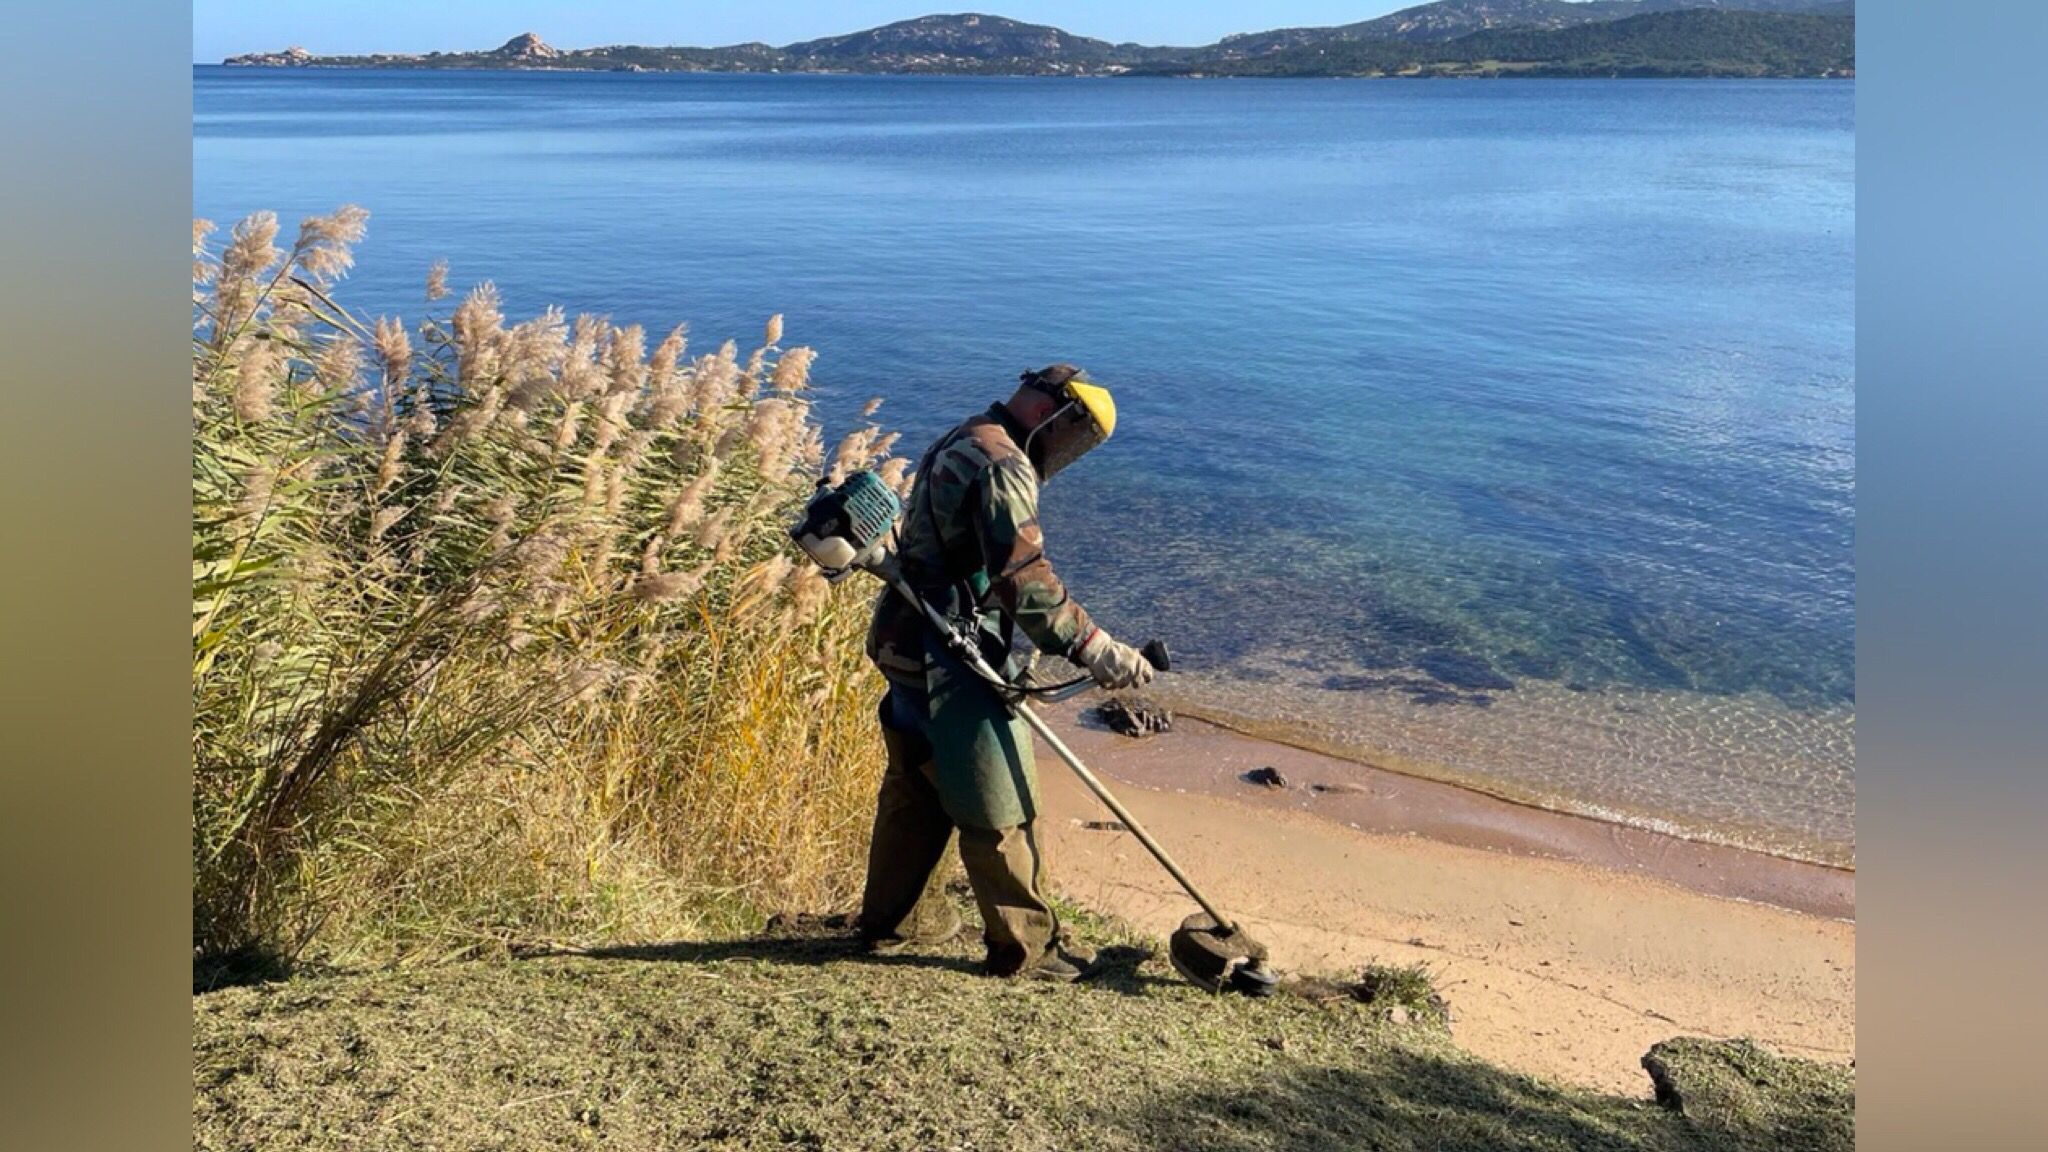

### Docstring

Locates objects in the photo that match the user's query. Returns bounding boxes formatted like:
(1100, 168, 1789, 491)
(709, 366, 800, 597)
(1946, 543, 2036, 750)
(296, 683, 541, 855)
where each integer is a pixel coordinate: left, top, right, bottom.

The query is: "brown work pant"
(857, 691, 1057, 975)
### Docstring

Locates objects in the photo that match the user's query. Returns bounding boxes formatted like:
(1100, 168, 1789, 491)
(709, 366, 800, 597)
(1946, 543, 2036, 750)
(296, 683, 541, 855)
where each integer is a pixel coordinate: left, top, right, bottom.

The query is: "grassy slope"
(193, 905, 1851, 1152)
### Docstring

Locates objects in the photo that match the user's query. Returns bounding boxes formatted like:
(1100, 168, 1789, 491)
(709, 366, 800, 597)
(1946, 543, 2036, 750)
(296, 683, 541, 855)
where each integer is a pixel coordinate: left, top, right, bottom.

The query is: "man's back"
(867, 403, 1096, 686)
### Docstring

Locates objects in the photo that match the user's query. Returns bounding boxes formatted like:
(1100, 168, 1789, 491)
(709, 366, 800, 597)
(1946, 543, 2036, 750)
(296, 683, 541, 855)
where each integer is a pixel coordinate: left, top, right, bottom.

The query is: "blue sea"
(194, 69, 1855, 866)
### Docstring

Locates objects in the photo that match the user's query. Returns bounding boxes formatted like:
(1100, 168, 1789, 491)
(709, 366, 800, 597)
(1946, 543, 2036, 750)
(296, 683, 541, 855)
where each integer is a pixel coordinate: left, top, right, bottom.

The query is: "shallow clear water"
(195, 69, 1854, 865)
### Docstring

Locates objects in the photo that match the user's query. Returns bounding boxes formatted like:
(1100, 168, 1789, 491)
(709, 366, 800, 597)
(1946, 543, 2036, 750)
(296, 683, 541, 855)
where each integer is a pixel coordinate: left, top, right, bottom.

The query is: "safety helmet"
(1019, 364, 1115, 481)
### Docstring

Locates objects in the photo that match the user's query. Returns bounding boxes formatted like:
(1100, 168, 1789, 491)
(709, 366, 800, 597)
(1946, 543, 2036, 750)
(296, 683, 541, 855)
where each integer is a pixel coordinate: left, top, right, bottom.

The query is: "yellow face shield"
(1027, 375, 1116, 481)
(1064, 378, 1116, 442)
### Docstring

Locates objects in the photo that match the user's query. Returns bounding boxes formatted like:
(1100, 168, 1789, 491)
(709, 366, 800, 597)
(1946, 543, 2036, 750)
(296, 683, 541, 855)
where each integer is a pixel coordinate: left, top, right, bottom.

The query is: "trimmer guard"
(1169, 913, 1278, 996)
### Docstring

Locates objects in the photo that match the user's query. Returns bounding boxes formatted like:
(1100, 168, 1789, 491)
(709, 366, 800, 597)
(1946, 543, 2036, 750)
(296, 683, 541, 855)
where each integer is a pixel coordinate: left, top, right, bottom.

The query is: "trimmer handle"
(1141, 639, 1171, 673)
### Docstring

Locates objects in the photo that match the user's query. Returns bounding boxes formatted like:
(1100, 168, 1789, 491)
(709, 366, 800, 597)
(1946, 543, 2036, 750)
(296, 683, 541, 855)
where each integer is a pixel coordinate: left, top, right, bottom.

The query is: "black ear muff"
(1023, 363, 1082, 395)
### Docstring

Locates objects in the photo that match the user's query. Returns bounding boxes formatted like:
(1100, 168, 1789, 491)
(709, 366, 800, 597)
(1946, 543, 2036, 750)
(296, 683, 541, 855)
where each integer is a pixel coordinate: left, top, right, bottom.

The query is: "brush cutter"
(791, 470, 1278, 996)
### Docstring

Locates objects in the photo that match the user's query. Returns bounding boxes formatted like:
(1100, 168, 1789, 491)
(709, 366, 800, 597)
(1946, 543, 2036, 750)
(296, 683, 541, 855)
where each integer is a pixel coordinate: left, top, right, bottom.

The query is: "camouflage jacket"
(867, 404, 1098, 685)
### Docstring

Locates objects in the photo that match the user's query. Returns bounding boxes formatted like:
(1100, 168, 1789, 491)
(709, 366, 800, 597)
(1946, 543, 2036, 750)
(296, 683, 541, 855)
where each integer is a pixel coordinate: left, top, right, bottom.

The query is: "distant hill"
(221, 6, 1855, 78)
(1216, 0, 1628, 57)
(1210, 0, 1851, 57)
(1167, 9, 1856, 77)
(490, 32, 562, 62)
(783, 13, 1116, 64)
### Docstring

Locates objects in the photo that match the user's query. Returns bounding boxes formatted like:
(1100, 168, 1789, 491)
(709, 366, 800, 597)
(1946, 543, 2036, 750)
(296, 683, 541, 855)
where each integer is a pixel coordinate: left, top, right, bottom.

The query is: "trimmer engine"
(790, 469, 903, 579)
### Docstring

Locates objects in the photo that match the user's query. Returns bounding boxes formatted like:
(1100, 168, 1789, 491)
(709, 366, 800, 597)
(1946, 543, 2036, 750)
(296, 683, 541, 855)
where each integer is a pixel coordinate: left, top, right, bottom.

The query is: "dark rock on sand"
(1094, 696, 1172, 738)
(1243, 767, 1289, 789)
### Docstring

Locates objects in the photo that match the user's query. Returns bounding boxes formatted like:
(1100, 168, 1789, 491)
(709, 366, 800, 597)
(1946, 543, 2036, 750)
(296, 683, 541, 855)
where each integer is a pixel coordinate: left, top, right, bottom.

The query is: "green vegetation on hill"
(1212, 0, 1850, 55)
(1467, 9, 1852, 75)
(1156, 11, 1856, 78)
(193, 906, 1854, 1151)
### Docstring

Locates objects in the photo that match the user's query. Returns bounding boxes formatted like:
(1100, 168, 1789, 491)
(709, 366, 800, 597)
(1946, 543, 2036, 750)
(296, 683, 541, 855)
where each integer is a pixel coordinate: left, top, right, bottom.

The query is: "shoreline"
(1046, 703, 1853, 921)
(1146, 666, 1855, 874)
(1034, 705, 1856, 1093)
(1180, 695, 1854, 879)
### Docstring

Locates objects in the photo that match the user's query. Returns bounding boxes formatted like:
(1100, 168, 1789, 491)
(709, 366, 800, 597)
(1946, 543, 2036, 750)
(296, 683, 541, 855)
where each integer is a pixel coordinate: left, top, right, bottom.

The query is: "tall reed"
(192, 208, 909, 973)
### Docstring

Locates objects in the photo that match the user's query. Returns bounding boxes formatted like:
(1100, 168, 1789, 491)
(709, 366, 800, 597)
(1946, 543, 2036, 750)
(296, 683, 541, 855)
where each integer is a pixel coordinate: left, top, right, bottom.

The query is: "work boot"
(863, 903, 963, 956)
(1019, 948, 1085, 983)
(988, 941, 1093, 983)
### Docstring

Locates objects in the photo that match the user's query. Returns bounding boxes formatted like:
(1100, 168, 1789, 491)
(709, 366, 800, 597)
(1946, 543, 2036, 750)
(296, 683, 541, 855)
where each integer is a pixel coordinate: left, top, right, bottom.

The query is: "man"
(858, 364, 1156, 981)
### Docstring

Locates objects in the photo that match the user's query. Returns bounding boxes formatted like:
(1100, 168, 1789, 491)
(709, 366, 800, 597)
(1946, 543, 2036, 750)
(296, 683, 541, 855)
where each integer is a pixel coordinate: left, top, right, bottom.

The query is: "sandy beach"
(1036, 707, 1856, 1096)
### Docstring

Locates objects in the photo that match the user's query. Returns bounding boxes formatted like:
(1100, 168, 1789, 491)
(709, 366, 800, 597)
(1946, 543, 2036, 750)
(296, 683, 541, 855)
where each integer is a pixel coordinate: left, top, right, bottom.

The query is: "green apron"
(919, 596, 1039, 831)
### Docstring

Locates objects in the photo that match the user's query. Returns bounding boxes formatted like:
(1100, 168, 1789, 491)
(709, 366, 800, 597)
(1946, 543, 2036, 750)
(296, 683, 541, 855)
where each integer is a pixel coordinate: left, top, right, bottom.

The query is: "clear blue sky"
(192, 2, 1422, 62)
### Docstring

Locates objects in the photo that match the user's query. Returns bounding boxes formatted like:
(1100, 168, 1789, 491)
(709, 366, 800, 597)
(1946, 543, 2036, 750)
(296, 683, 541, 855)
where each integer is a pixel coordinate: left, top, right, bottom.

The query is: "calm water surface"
(194, 69, 1855, 865)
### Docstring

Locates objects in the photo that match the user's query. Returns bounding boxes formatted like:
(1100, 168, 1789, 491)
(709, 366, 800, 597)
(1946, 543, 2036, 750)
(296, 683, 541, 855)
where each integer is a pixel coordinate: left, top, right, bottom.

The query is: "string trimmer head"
(1170, 913, 1278, 996)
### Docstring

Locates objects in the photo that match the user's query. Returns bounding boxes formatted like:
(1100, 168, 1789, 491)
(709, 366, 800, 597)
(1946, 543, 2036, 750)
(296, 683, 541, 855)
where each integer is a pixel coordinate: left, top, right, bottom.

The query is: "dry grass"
(192, 207, 909, 975)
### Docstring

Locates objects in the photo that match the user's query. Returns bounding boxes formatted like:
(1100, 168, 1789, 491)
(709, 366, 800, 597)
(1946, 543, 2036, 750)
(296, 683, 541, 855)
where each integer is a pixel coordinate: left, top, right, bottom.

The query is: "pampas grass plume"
(192, 207, 898, 970)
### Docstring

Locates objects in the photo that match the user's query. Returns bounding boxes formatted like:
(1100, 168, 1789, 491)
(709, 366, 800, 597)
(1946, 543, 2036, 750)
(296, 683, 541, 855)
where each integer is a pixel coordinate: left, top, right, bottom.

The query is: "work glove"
(1076, 628, 1155, 691)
